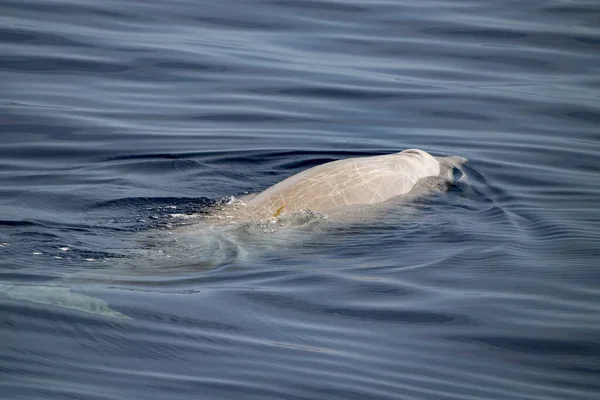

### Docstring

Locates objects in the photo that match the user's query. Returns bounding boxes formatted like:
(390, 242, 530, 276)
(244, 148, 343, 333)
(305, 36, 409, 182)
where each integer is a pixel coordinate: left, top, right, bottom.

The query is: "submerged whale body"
(242, 149, 467, 219)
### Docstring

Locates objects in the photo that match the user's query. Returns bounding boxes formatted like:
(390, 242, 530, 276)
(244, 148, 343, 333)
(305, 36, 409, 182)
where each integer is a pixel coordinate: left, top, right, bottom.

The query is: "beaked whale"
(0, 149, 467, 319)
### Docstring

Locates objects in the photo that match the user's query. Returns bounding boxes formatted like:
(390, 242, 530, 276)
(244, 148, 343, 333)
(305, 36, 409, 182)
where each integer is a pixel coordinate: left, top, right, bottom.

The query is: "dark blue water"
(1, 0, 600, 399)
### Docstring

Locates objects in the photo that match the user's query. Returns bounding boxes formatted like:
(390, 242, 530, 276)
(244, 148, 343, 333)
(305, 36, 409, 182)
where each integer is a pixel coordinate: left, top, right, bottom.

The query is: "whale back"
(244, 149, 463, 218)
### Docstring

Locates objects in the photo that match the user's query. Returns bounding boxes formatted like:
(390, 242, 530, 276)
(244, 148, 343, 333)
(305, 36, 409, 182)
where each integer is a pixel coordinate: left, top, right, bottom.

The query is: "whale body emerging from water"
(240, 149, 467, 219)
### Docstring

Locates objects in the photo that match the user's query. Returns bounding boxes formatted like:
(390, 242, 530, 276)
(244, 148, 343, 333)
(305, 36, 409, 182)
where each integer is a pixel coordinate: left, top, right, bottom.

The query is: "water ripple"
(1, 0, 599, 399)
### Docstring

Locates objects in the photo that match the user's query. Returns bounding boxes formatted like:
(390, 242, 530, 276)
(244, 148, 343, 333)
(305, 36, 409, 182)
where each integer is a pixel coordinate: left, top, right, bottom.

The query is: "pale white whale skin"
(242, 149, 467, 219)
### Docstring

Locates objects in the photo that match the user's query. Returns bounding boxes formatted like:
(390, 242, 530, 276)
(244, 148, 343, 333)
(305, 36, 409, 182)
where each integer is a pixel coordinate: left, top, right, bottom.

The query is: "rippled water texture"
(1, 1, 600, 399)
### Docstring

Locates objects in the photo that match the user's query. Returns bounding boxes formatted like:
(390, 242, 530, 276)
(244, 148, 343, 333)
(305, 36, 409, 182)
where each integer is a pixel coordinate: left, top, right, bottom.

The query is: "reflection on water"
(1, 0, 600, 399)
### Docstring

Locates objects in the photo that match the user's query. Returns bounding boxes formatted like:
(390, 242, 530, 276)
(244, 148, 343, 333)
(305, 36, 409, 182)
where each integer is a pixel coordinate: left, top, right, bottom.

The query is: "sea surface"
(1, 1, 599, 399)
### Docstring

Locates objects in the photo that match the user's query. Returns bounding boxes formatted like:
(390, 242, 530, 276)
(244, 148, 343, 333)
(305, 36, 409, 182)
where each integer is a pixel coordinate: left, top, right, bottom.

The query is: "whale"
(0, 149, 467, 319)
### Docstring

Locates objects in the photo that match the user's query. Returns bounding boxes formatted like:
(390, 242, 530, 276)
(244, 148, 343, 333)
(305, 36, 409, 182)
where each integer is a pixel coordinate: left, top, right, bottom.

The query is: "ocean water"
(1, 0, 599, 399)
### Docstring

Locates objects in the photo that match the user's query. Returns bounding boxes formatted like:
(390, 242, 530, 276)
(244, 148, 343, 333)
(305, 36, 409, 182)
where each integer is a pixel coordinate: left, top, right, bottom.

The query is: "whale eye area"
(402, 150, 421, 156)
